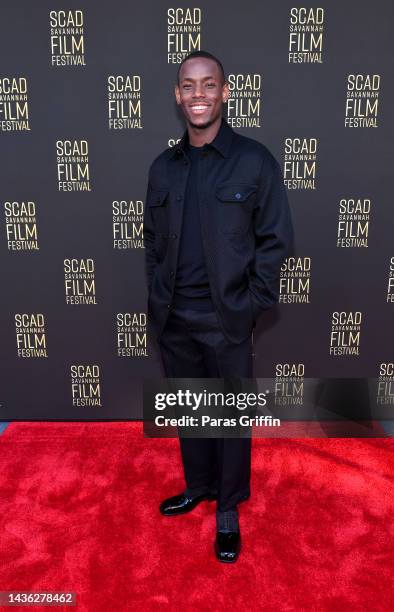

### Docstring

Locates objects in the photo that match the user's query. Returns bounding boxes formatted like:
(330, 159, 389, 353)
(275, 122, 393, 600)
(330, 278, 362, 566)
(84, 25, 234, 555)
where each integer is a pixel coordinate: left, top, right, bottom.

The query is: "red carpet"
(0, 423, 393, 611)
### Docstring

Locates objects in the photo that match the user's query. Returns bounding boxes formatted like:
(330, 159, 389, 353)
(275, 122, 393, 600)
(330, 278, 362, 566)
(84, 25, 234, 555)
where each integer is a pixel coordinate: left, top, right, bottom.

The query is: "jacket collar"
(170, 116, 234, 159)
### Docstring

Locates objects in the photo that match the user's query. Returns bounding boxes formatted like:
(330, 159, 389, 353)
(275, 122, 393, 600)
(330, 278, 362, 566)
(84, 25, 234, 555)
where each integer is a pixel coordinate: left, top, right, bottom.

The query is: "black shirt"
(172, 140, 214, 311)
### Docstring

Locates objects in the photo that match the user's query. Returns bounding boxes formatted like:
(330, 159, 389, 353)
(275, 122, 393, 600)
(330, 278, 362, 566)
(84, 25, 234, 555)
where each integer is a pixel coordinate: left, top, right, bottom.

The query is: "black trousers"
(157, 306, 253, 512)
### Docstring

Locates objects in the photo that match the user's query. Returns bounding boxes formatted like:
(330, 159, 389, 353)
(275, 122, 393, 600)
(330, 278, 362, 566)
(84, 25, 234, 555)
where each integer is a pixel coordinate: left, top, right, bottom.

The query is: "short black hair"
(177, 51, 226, 86)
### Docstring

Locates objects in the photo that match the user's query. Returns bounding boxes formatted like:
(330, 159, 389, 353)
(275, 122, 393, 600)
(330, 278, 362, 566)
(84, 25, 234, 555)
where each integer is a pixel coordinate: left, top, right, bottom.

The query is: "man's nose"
(193, 85, 205, 97)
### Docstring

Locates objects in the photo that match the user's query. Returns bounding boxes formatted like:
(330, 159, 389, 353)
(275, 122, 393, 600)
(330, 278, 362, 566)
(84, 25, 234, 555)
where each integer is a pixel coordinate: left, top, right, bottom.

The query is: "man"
(143, 50, 294, 562)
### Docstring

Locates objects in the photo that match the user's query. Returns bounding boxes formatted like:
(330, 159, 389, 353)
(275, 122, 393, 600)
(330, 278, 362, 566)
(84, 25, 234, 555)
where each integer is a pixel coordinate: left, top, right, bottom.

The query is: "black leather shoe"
(214, 530, 241, 563)
(159, 491, 216, 516)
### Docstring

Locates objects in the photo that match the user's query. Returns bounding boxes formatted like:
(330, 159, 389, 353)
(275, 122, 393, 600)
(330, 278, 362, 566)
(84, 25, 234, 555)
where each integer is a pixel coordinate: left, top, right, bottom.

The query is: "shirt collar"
(170, 116, 233, 159)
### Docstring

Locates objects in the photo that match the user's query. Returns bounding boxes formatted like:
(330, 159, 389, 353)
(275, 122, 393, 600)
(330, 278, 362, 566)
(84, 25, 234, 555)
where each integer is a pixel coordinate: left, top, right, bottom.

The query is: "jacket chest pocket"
(215, 183, 258, 235)
(147, 188, 169, 235)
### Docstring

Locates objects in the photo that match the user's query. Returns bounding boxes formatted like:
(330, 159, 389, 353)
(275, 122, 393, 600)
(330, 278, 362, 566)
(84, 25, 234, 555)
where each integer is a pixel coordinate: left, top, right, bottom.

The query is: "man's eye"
(183, 84, 191, 89)
(207, 83, 216, 87)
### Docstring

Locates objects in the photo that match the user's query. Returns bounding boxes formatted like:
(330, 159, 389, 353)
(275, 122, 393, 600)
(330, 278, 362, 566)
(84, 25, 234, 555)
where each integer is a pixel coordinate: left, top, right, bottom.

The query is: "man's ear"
(222, 82, 229, 103)
(174, 84, 181, 104)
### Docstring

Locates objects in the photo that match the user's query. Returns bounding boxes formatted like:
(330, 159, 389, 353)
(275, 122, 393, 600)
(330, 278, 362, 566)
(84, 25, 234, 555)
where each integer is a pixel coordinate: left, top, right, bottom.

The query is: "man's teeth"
(191, 106, 208, 110)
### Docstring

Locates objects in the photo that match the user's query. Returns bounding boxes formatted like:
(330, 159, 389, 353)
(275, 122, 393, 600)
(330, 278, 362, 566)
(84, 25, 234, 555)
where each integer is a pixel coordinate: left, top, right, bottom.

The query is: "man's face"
(175, 57, 229, 129)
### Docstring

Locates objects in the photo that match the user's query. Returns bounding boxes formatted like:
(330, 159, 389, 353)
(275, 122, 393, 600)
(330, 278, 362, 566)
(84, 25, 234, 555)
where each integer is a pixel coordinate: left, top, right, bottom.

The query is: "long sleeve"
(248, 153, 295, 320)
(143, 170, 157, 293)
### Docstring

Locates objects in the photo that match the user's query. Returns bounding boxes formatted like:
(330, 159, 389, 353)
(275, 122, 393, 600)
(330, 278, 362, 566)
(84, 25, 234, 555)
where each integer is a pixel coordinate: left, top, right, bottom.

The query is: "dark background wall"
(1, 1, 393, 419)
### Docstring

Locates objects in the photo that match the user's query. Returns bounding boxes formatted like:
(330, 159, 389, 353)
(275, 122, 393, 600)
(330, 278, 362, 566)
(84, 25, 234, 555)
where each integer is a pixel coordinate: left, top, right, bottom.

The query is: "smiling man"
(143, 50, 294, 562)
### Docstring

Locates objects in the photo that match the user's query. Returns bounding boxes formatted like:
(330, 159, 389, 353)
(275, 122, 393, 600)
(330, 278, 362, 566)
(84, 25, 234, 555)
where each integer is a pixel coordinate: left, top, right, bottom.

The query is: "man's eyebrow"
(181, 76, 217, 82)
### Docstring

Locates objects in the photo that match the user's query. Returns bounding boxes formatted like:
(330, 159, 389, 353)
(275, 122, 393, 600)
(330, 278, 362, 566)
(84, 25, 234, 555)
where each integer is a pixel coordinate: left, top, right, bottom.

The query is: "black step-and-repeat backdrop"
(0, 1, 393, 420)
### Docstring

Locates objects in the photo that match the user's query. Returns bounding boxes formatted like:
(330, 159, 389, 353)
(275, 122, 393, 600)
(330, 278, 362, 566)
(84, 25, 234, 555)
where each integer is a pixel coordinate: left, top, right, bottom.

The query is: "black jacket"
(143, 116, 294, 344)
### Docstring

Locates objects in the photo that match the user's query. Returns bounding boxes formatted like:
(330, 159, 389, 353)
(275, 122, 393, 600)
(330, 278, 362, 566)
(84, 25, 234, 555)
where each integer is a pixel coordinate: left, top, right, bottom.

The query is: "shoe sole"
(160, 494, 217, 516)
(216, 557, 239, 563)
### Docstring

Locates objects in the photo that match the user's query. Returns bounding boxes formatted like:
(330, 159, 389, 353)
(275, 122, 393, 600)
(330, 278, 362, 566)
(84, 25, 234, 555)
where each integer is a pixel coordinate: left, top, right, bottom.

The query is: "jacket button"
(167, 304, 171, 309)
(172, 233, 177, 239)
(235, 193, 242, 199)
(176, 195, 182, 201)
(170, 271, 174, 277)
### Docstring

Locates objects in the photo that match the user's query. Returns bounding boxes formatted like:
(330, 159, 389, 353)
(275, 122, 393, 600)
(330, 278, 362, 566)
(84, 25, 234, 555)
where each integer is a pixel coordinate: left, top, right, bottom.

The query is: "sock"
(216, 508, 239, 533)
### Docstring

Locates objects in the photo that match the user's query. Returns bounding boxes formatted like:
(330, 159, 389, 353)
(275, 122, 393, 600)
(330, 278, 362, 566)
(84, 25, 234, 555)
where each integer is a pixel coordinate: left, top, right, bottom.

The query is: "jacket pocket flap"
(148, 189, 169, 207)
(216, 183, 258, 202)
